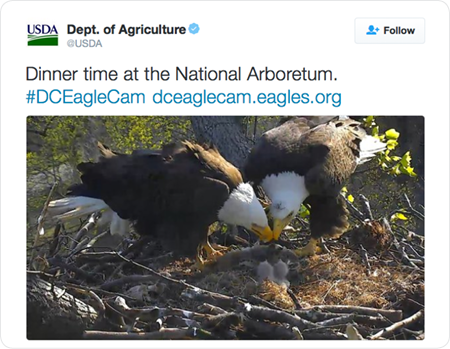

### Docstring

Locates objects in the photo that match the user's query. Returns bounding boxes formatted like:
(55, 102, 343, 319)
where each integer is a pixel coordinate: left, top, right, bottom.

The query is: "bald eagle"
(244, 116, 386, 256)
(48, 141, 272, 266)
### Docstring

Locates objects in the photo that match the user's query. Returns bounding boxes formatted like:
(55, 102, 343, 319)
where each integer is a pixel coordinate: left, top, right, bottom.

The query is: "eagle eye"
(274, 202, 284, 210)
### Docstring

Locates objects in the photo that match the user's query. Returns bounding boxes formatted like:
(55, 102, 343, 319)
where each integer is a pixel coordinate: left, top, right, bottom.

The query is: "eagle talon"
(210, 243, 229, 252)
(317, 237, 330, 254)
(295, 238, 321, 257)
(195, 240, 226, 270)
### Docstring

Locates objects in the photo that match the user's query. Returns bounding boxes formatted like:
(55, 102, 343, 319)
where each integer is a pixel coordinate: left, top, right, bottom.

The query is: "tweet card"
(1, 1, 449, 348)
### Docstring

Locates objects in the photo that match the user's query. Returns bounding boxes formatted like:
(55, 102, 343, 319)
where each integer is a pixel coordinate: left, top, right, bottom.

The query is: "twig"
(243, 303, 318, 331)
(65, 284, 105, 316)
(163, 307, 210, 321)
(47, 256, 99, 282)
(48, 223, 62, 257)
(70, 237, 91, 258)
(83, 328, 214, 340)
(400, 241, 424, 261)
(312, 313, 389, 328)
(26, 270, 57, 279)
(113, 252, 197, 288)
(409, 259, 424, 266)
(75, 251, 121, 264)
(352, 315, 391, 327)
(181, 288, 240, 310)
(109, 252, 260, 314)
(69, 213, 101, 253)
(164, 316, 200, 329)
(99, 275, 159, 291)
(113, 296, 160, 322)
(242, 318, 297, 339)
(341, 194, 365, 223)
(403, 194, 424, 221)
(36, 181, 59, 236)
(406, 231, 425, 246)
(315, 314, 355, 327)
(292, 327, 304, 339)
(383, 218, 420, 270)
(359, 194, 374, 220)
(247, 295, 286, 311)
(135, 252, 174, 265)
(359, 245, 371, 275)
(202, 312, 242, 330)
(197, 303, 227, 315)
(402, 328, 424, 337)
(322, 280, 340, 302)
(63, 282, 138, 302)
(302, 305, 402, 322)
(300, 329, 347, 340)
(346, 324, 365, 340)
(30, 181, 59, 267)
(295, 309, 342, 322)
(286, 288, 302, 310)
(107, 262, 126, 281)
(369, 309, 424, 340)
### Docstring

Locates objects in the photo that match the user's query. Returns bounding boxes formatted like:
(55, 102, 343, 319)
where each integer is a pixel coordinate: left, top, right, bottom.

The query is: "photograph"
(26, 115, 424, 340)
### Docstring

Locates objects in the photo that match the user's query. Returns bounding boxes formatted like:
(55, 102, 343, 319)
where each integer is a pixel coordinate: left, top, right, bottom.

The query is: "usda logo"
(27, 25, 58, 46)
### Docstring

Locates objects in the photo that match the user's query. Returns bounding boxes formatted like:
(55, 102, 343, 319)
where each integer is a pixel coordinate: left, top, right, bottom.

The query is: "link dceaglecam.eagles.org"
(33, 89, 341, 108)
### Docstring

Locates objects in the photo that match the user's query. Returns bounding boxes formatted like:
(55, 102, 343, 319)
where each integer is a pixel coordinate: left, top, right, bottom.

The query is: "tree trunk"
(27, 274, 98, 339)
(190, 116, 252, 169)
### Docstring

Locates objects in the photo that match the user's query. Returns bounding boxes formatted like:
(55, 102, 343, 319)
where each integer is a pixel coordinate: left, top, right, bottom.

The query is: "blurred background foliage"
(27, 116, 424, 241)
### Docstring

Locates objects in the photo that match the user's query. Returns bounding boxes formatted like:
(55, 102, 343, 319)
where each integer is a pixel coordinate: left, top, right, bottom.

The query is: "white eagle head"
(262, 172, 310, 240)
(218, 182, 273, 242)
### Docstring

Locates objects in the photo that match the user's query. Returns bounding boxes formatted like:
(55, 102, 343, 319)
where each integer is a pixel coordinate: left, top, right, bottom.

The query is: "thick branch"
(83, 328, 214, 340)
(27, 274, 98, 339)
(301, 305, 402, 322)
(243, 303, 318, 331)
(369, 310, 424, 340)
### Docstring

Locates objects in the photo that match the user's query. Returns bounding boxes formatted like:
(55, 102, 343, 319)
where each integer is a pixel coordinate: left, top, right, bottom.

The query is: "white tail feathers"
(358, 136, 386, 164)
(48, 197, 108, 221)
(47, 196, 130, 236)
(110, 211, 130, 236)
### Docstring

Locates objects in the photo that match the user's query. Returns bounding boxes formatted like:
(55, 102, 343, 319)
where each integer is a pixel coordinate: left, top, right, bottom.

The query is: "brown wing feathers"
(183, 141, 243, 188)
(245, 117, 375, 242)
(72, 141, 241, 256)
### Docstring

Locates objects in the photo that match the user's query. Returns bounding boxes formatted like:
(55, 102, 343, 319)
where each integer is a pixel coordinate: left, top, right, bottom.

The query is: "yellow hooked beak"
(250, 224, 273, 242)
(273, 216, 293, 240)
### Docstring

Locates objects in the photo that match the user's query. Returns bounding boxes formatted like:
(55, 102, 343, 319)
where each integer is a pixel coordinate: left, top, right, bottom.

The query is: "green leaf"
(402, 166, 417, 177)
(386, 139, 398, 150)
(364, 115, 375, 128)
(372, 126, 379, 137)
(391, 212, 408, 221)
(390, 164, 401, 176)
(400, 151, 412, 167)
(299, 204, 310, 218)
(385, 129, 400, 140)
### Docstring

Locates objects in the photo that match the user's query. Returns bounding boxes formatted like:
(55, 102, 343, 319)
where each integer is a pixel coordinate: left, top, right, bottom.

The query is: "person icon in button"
(366, 25, 378, 35)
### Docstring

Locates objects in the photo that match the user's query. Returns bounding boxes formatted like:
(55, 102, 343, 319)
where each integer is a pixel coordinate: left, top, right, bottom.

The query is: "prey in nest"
(348, 220, 393, 253)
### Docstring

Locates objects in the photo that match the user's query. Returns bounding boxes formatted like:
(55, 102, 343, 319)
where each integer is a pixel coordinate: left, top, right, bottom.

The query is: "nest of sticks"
(27, 190, 424, 340)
